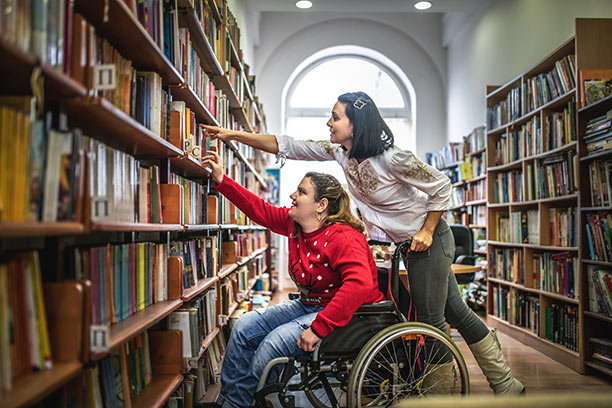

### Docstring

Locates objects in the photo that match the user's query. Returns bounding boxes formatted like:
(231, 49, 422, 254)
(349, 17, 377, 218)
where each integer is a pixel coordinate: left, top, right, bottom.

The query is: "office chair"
(449, 224, 478, 284)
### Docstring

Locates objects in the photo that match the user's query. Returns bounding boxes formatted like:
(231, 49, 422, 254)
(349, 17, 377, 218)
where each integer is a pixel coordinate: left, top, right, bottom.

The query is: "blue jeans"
(217, 299, 324, 408)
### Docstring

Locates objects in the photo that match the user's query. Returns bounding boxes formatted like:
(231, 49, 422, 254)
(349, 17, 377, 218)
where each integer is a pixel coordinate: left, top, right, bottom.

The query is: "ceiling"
(245, 0, 488, 14)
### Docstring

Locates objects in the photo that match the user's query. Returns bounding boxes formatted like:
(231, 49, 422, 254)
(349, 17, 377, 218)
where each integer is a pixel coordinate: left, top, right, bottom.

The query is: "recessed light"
(295, 0, 312, 9)
(414, 1, 432, 10)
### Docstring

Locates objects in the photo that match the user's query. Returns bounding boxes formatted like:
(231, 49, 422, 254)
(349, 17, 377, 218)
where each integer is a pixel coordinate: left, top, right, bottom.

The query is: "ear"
(317, 197, 329, 214)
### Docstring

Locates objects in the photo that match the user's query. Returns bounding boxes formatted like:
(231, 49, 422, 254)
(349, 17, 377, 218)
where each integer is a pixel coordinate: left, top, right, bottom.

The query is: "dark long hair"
(292, 172, 365, 237)
(337, 91, 394, 159)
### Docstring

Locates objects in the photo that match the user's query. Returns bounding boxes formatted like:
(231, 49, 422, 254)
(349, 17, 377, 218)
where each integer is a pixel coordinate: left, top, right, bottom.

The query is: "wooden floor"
(269, 288, 612, 396)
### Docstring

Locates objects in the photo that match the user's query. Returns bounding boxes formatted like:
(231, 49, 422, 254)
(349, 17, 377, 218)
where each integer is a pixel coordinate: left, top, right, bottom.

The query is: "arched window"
(280, 54, 414, 205)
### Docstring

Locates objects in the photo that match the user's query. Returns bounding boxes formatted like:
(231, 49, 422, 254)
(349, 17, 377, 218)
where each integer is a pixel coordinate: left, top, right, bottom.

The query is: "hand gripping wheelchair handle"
(369, 238, 412, 305)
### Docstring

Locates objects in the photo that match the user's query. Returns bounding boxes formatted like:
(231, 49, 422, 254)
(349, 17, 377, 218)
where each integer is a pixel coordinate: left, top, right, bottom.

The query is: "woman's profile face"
(288, 177, 319, 223)
(327, 101, 354, 148)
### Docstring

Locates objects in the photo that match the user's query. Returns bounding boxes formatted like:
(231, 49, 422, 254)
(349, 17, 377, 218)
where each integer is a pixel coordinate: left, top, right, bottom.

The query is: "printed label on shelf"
(93, 65, 116, 90)
(91, 325, 110, 353)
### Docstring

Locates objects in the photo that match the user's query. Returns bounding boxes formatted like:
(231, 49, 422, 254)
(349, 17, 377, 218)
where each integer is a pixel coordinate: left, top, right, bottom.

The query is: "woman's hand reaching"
(201, 124, 237, 142)
(201, 150, 224, 184)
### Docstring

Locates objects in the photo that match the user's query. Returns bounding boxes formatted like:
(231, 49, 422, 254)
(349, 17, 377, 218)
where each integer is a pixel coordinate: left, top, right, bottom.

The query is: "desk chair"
(449, 224, 478, 284)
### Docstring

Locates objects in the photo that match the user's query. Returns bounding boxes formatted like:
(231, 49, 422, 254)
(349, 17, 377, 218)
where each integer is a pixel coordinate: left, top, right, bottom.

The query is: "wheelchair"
(253, 240, 470, 407)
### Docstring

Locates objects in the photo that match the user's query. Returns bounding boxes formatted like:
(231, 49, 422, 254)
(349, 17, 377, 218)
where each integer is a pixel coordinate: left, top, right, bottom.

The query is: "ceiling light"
(295, 0, 312, 9)
(414, 1, 432, 10)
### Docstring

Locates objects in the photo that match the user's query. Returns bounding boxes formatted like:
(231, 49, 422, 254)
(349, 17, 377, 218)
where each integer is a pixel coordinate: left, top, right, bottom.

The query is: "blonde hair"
(292, 172, 365, 237)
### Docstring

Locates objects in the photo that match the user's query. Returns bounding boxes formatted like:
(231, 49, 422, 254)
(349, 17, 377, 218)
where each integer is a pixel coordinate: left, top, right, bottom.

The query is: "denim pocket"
(437, 227, 454, 259)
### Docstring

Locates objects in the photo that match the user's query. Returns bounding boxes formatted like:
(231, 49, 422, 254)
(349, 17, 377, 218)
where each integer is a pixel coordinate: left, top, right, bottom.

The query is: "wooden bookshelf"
(0, 38, 87, 99)
(575, 19, 612, 379)
(74, 0, 183, 86)
(170, 155, 213, 180)
(0, 222, 85, 237)
(183, 277, 219, 301)
(89, 221, 185, 232)
(3, 361, 83, 408)
(132, 374, 184, 408)
(486, 18, 612, 375)
(92, 299, 183, 359)
(64, 96, 183, 159)
(0, 0, 274, 405)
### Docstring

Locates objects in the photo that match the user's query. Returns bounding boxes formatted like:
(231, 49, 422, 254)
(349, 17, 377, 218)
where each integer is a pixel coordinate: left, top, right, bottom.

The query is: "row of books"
(549, 207, 578, 248)
(86, 135, 165, 224)
(170, 237, 219, 290)
(544, 303, 578, 351)
(460, 154, 485, 180)
(533, 252, 578, 299)
(487, 86, 522, 130)
(490, 285, 511, 321)
(491, 170, 524, 203)
(425, 142, 464, 169)
(587, 266, 612, 318)
(504, 210, 539, 244)
(523, 55, 576, 112)
(590, 338, 612, 370)
(74, 243, 170, 325)
(490, 247, 525, 284)
(168, 289, 217, 358)
(584, 108, 612, 155)
(501, 100, 576, 163)
(470, 179, 486, 202)
(510, 292, 540, 335)
(525, 151, 577, 201)
(0, 99, 81, 223)
(0, 252, 51, 395)
(125, 332, 153, 400)
(463, 126, 486, 153)
(585, 212, 612, 262)
(587, 159, 612, 207)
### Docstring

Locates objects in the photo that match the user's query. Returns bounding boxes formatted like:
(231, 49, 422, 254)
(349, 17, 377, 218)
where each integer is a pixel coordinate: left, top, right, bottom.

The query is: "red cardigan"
(215, 176, 385, 338)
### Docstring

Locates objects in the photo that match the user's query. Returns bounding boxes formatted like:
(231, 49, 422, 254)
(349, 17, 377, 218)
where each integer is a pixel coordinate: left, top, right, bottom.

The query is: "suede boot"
(468, 330, 525, 395)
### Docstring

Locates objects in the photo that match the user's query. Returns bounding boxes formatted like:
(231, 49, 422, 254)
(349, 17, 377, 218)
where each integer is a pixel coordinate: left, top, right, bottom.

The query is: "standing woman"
(202, 150, 385, 408)
(203, 91, 524, 396)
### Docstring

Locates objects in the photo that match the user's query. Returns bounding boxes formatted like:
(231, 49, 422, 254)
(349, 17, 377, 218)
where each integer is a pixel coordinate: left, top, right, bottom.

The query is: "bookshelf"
(576, 18, 612, 378)
(485, 18, 612, 375)
(427, 127, 488, 310)
(0, 0, 274, 405)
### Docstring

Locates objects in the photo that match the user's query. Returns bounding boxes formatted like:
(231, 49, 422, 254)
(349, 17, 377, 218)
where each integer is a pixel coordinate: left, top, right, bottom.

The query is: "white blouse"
(276, 135, 452, 242)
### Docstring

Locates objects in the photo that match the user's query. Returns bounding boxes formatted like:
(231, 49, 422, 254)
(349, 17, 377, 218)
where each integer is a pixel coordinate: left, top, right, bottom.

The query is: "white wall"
(445, 0, 612, 142)
(254, 12, 448, 159)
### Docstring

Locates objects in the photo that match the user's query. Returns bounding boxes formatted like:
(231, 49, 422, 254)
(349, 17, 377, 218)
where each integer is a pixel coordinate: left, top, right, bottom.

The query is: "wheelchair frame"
(253, 239, 470, 407)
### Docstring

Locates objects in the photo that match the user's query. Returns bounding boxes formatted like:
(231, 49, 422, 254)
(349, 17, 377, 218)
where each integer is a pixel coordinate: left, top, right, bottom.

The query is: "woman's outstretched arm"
(201, 125, 279, 154)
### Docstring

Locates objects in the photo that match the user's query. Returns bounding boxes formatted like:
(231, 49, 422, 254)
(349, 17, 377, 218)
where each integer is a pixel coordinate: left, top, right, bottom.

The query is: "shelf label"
(91, 325, 110, 353)
(93, 64, 116, 90)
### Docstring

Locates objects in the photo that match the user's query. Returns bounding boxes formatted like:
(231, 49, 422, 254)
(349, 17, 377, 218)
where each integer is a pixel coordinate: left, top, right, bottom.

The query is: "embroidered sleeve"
(389, 150, 451, 211)
(276, 135, 338, 164)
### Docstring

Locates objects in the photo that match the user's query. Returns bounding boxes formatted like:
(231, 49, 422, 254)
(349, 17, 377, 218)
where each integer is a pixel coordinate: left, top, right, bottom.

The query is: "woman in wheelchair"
(202, 151, 386, 408)
(203, 92, 524, 398)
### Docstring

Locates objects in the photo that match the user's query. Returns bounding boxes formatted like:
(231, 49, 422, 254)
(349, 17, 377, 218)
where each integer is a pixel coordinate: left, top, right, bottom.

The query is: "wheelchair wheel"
(303, 371, 347, 408)
(347, 322, 469, 407)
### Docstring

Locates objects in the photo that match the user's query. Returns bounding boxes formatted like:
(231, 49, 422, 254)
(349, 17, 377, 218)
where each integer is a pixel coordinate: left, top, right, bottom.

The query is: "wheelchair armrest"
(355, 300, 397, 313)
(455, 255, 477, 265)
(288, 292, 300, 300)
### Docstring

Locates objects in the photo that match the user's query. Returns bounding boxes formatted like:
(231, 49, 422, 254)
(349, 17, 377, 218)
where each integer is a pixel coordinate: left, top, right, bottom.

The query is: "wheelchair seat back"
(317, 300, 401, 359)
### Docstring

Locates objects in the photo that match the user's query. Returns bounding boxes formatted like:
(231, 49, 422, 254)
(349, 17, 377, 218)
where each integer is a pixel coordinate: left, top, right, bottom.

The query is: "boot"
(468, 330, 525, 395)
(422, 362, 456, 394)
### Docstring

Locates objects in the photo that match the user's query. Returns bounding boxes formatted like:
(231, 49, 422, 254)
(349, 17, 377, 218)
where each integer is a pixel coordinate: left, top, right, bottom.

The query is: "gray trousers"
(401, 218, 489, 362)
